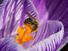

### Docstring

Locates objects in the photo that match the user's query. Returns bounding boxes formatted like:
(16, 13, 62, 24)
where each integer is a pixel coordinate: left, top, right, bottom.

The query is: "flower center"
(15, 17, 38, 45)
(15, 24, 34, 45)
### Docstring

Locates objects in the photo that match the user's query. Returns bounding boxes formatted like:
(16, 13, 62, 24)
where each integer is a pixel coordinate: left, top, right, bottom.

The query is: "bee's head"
(24, 17, 38, 32)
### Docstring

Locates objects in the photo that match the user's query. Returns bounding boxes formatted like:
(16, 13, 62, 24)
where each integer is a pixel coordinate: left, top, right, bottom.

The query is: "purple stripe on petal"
(0, 38, 17, 51)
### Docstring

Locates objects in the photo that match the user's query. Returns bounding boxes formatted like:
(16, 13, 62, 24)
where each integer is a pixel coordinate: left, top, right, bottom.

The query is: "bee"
(16, 17, 39, 45)
(24, 17, 38, 32)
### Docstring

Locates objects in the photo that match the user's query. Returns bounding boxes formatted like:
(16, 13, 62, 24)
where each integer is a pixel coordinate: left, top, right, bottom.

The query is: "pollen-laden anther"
(15, 17, 38, 45)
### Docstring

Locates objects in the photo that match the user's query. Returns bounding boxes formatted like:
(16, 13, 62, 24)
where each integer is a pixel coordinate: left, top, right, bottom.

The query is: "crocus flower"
(0, 0, 65, 51)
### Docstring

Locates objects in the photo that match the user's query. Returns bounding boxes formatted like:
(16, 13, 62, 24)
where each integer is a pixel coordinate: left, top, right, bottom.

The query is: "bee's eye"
(0, 0, 3, 4)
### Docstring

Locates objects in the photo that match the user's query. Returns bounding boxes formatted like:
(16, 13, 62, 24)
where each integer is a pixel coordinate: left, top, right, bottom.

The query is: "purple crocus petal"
(0, 0, 23, 36)
(0, 0, 65, 51)
(46, 0, 68, 37)
(32, 0, 48, 20)
(45, 0, 68, 49)
(0, 37, 18, 51)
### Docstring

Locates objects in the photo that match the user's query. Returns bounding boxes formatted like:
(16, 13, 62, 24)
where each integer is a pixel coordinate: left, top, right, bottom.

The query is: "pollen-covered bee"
(16, 17, 38, 45)
(24, 17, 38, 32)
